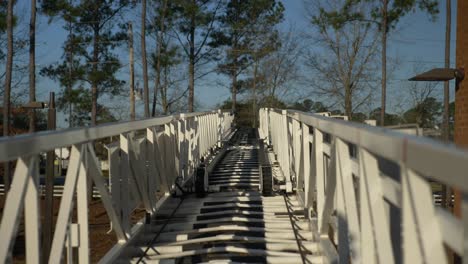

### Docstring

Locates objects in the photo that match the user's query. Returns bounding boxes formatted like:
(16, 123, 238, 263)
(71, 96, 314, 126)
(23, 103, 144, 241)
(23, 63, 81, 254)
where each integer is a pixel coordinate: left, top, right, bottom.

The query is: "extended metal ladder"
(116, 128, 323, 263)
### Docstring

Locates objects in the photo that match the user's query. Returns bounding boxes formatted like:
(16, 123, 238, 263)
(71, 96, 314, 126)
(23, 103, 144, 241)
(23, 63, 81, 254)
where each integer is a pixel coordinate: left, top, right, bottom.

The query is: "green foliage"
(0, 1, 9, 33)
(150, 44, 181, 69)
(219, 95, 287, 127)
(351, 112, 368, 122)
(0, 109, 47, 135)
(50, 86, 117, 126)
(40, 0, 132, 125)
(312, 0, 439, 33)
(312, 1, 364, 32)
(289, 99, 329, 113)
(403, 97, 442, 128)
(0, 1, 18, 61)
(40, 0, 71, 19)
(370, 107, 401, 126)
(369, 0, 438, 32)
(259, 95, 287, 109)
(172, 0, 217, 36)
(0, 1, 18, 33)
(210, 0, 285, 92)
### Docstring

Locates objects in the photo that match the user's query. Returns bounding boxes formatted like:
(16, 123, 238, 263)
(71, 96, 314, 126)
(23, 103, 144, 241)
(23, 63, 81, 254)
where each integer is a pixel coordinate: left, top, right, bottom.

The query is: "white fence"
(0, 110, 233, 263)
(259, 108, 468, 263)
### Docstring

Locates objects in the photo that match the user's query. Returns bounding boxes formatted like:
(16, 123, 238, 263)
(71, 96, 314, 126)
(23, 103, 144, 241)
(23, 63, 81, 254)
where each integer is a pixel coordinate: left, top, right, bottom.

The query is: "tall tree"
(129, 22, 135, 120)
(257, 29, 301, 107)
(41, 0, 74, 126)
(0, 3, 28, 110)
(248, 16, 281, 127)
(149, 6, 187, 116)
(306, 0, 379, 120)
(404, 66, 440, 127)
(403, 97, 442, 128)
(2, 0, 14, 192)
(29, 0, 37, 132)
(41, 0, 132, 125)
(210, 0, 284, 112)
(317, 0, 438, 125)
(173, 0, 220, 112)
(150, 44, 186, 114)
(0, 1, 12, 61)
(141, 0, 150, 117)
(290, 99, 329, 113)
(373, 0, 438, 125)
(150, 0, 170, 116)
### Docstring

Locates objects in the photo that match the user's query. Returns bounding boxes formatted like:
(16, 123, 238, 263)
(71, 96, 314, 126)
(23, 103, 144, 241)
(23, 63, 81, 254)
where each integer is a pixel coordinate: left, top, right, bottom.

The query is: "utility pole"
(141, 0, 150, 118)
(129, 22, 135, 120)
(441, 0, 452, 210)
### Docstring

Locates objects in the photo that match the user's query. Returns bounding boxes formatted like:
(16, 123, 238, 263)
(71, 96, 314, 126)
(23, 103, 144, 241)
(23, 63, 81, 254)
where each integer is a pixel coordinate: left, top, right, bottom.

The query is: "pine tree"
(2, 0, 14, 192)
(141, 0, 150, 117)
(210, 0, 284, 112)
(308, 0, 379, 120)
(29, 0, 37, 132)
(371, 0, 438, 125)
(149, 0, 171, 116)
(172, 0, 221, 112)
(312, 0, 438, 125)
(41, 0, 133, 125)
(148, 0, 185, 115)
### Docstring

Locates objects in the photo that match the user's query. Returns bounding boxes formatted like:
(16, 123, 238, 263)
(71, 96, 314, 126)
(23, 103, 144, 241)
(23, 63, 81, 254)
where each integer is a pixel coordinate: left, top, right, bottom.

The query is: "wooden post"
(42, 92, 56, 263)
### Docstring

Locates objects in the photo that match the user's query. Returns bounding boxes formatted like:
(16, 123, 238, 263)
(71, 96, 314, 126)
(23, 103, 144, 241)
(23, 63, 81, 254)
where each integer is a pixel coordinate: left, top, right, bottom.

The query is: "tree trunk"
(152, 80, 159, 116)
(252, 59, 258, 127)
(344, 84, 352, 120)
(152, 0, 168, 117)
(380, 0, 388, 126)
(141, 0, 149, 118)
(68, 17, 73, 127)
(162, 66, 169, 114)
(152, 54, 161, 117)
(188, 57, 195, 112)
(3, 0, 14, 192)
(159, 72, 166, 114)
(231, 72, 237, 113)
(29, 0, 36, 132)
(188, 11, 195, 113)
(152, 28, 162, 117)
(129, 22, 135, 120)
(91, 24, 99, 125)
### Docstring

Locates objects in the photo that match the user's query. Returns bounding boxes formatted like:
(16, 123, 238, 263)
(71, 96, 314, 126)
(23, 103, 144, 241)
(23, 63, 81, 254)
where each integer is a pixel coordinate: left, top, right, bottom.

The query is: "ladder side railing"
(0, 110, 233, 263)
(259, 107, 468, 264)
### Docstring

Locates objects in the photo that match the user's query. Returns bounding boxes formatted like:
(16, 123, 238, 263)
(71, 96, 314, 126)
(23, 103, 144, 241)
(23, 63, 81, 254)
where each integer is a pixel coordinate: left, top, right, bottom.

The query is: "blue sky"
(283, 0, 457, 112)
(12, 0, 457, 127)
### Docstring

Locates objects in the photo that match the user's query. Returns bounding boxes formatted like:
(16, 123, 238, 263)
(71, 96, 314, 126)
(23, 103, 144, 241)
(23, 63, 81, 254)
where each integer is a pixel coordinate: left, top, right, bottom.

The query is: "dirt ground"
(0, 196, 146, 263)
